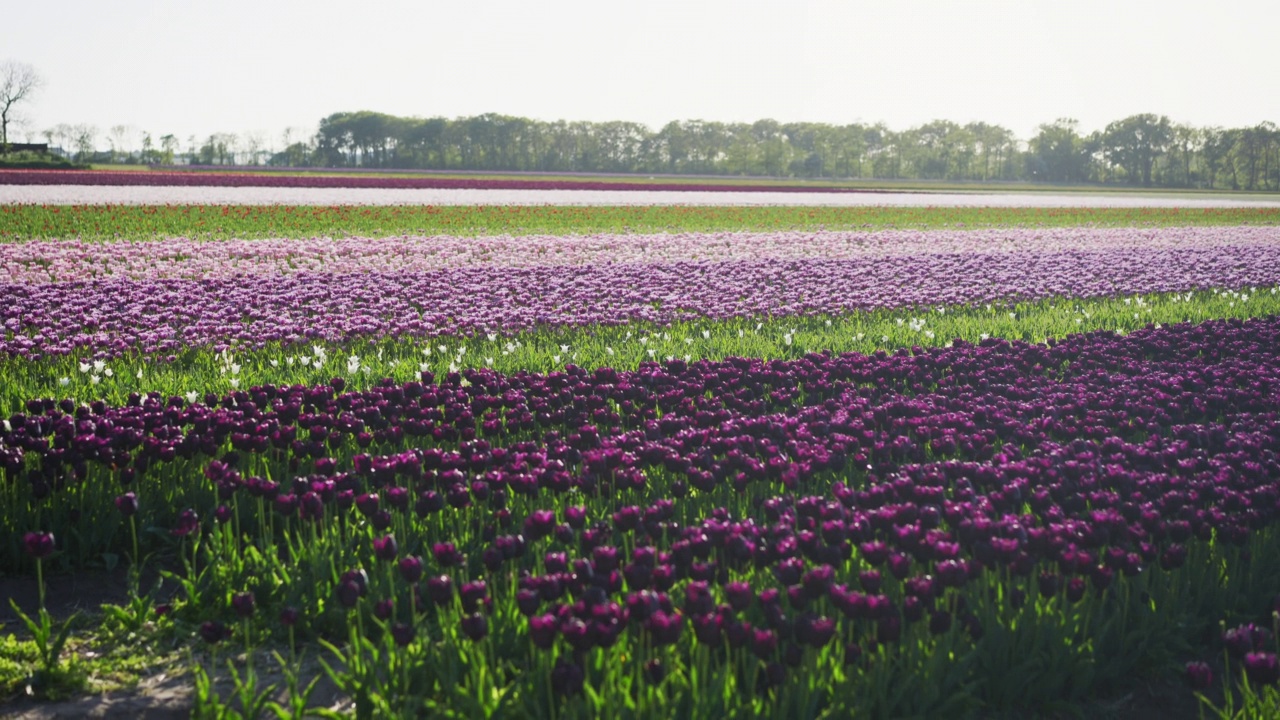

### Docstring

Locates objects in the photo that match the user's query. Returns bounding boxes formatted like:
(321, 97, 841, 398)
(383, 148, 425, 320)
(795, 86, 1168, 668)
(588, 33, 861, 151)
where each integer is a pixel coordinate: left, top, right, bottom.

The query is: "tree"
(1101, 114, 1173, 187)
(1027, 119, 1091, 183)
(1, 60, 43, 150)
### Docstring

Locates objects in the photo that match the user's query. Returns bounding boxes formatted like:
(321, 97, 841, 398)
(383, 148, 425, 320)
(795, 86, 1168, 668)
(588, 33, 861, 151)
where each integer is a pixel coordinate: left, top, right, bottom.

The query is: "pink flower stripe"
(5, 226, 1278, 285)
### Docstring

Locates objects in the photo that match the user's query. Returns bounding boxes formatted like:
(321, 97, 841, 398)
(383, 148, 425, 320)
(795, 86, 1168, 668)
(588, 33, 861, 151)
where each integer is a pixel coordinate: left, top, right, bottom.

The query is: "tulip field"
(5, 196, 1280, 718)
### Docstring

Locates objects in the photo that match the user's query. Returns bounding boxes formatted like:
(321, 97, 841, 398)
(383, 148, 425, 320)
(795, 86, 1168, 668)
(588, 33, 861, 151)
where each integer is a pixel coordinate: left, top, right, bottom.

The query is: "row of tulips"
(6, 226, 1277, 284)
(7, 315, 1280, 714)
(4, 244, 1279, 361)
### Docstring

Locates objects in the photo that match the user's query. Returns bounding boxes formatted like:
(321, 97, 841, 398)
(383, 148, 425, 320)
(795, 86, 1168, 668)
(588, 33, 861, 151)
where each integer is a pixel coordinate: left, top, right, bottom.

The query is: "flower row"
(4, 245, 1279, 360)
(5, 226, 1278, 284)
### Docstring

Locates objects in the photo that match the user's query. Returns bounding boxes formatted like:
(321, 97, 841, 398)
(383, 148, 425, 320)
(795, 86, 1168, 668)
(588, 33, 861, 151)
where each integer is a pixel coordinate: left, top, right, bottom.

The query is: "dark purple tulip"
(564, 505, 587, 529)
(1245, 653, 1280, 686)
(786, 585, 809, 611)
(1037, 571, 1060, 598)
(337, 579, 363, 608)
(929, 610, 953, 635)
(725, 581, 753, 612)
(858, 569, 882, 594)
(801, 616, 837, 648)
(1184, 661, 1213, 690)
(1065, 577, 1087, 604)
(461, 613, 489, 642)
(860, 541, 890, 566)
(1090, 565, 1113, 592)
(1160, 545, 1188, 571)
(433, 542, 463, 567)
(460, 580, 488, 613)
(751, 628, 778, 658)
(529, 614, 558, 649)
(876, 614, 902, 644)
(373, 534, 399, 561)
(199, 620, 231, 644)
(561, 617, 594, 652)
(888, 553, 912, 580)
(415, 491, 444, 517)
(593, 545, 620, 574)
(644, 658, 666, 684)
(962, 613, 984, 641)
(802, 565, 835, 599)
(544, 552, 569, 574)
(23, 531, 55, 559)
(171, 510, 199, 537)
(374, 598, 395, 620)
(279, 606, 300, 627)
(1224, 624, 1271, 659)
(692, 613, 724, 645)
(231, 592, 256, 619)
(115, 493, 138, 517)
(685, 581, 715, 616)
(759, 662, 786, 693)
(300, 492, 325, 521)
(391, 622, 415, 647)
(516, 589, 541, 616)
(646, 610, 684, 646)
(215, 504, 233, 524)
(551, 659, 584, 696)
(273, 493, 299, 517)
(355, 492, 380, 518)
(844, 642, 864, 667)
(524, 510, 556, 540)
(385, 486, 410, 512)
(399, 556, 424, 584)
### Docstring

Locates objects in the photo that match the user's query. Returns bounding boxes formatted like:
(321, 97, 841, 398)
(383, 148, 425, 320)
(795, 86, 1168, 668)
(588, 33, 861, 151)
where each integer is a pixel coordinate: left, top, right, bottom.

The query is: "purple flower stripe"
(5, 227, 1277, 284)
(6, 317, 1280, 625)
(3, 243, 1279, 360)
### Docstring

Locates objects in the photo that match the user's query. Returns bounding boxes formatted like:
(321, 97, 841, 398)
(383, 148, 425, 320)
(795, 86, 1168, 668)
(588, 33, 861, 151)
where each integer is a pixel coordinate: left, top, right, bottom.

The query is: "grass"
(3, 205, 1278, 242)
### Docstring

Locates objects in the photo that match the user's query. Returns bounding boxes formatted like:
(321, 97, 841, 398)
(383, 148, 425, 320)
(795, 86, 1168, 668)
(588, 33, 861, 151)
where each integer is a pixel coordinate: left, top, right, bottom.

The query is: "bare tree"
(1, 60, 43, 149)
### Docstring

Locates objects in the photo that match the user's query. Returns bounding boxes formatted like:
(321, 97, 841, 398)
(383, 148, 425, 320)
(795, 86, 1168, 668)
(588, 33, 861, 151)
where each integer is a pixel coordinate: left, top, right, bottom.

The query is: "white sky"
(4, 0, 1278, 150)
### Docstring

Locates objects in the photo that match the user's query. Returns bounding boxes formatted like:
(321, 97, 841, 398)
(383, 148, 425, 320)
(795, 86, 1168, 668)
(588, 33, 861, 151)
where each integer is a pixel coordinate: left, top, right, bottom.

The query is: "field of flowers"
(4, 201, 1280, 718)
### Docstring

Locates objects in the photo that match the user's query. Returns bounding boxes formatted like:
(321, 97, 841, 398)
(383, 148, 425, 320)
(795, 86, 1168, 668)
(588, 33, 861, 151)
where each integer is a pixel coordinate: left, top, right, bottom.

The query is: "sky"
(4, 0, 1278, 152)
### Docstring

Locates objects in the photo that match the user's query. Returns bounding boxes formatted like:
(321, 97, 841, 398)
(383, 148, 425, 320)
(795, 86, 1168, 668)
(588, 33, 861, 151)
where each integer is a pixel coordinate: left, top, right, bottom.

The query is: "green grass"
(3, 205, 1279, 242)
(4, 286, 1275, 417)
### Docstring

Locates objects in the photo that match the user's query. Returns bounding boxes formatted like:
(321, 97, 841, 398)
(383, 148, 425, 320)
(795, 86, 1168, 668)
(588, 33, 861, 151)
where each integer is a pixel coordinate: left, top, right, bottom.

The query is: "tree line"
(45, 112, 1280, 191)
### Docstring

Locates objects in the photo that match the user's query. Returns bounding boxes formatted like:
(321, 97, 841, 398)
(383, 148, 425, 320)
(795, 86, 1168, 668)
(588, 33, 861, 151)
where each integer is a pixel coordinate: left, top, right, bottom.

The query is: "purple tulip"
(114, 493, 138, 517)
(461, 613, 488, 642)
(170, 510, 199, 537)
(1245, 653, 1280, 686)
(399, 556, 424, 584)
(23, 531, 55, 559)
(199, 620, 231, 644)
(1184, 661, 1213, 690)
(391, 622, 415, 647)
(231, 592, 256, 619)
